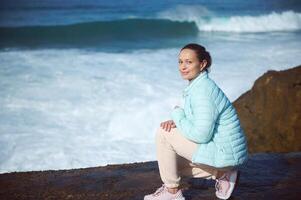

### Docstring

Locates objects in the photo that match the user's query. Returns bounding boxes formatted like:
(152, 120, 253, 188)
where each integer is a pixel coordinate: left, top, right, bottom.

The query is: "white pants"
(156, 127, 233, 188)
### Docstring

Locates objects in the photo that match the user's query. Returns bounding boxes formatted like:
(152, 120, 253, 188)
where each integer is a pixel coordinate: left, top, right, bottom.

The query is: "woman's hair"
(180, 43, 212, 72)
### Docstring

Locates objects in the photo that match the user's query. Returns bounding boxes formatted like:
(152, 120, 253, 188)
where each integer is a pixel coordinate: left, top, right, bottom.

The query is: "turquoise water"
(1, 0, 301, 50)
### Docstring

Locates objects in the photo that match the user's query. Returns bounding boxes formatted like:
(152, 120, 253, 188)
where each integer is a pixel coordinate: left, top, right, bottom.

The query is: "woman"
(144, 43, 248, 200)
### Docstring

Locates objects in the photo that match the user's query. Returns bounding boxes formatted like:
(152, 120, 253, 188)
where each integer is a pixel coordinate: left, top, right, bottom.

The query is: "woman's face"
(178, 48, 206, 81)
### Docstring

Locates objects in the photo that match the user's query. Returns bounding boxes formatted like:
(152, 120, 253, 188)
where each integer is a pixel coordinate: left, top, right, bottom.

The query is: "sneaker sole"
(145, 196, 185, 200)
(216, 170, 240, 200)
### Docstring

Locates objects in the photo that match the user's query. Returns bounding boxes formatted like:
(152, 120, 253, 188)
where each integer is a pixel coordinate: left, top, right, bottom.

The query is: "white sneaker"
(215, 170, 240, 199)
(144, 184, 185, 200)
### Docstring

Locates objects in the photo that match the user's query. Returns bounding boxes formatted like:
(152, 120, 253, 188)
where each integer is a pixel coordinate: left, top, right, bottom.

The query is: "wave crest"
(158, 5, 301, 32)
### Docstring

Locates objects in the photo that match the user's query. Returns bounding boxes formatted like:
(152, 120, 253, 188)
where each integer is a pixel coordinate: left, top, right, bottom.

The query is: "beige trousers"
(156, 127, 233, 188)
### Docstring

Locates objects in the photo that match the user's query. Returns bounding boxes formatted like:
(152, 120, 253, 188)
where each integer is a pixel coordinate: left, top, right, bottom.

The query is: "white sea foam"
(0, 34, 301, 173)
(0, 48, 183, 173)
(158, 5, 301, 32)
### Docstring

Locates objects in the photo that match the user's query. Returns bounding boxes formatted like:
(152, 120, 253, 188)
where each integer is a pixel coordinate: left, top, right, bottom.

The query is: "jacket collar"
(183, 70, 208, 95)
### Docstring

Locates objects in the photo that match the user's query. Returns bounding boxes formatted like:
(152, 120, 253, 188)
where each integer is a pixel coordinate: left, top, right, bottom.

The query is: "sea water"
(0, 0, 301, 173)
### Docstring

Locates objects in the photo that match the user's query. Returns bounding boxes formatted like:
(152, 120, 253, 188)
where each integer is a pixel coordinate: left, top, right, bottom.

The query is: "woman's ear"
(200, 60, 207, 71)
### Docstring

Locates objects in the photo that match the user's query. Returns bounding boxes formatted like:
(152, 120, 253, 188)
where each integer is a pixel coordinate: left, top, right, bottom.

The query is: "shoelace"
(215, 173, 230, 194)
(153, 184, 166, 196)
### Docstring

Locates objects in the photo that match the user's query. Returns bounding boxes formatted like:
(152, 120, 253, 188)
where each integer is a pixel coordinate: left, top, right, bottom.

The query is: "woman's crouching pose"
(144, 43, 248, 200)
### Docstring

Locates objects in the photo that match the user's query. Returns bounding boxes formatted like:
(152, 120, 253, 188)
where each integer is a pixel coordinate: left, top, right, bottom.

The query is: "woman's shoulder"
(191, 76, 219, 96)
(192, 76, 230, 105)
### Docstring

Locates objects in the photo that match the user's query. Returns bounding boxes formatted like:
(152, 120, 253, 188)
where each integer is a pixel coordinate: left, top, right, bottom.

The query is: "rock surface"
(233, 65, 301, 153)
(0, 152, 301, 200)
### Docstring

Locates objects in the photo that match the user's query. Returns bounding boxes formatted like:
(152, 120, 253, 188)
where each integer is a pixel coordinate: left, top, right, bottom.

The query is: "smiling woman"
(144, 43, 248, 200)
(178, 43, 212, 81)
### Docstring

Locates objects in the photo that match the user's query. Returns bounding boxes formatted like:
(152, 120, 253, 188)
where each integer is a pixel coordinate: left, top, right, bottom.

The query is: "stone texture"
(0, 153, 301, 200)
(233, 65, 301, 153)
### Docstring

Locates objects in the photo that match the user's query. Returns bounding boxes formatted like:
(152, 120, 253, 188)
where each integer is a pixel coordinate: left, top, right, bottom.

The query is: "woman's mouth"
(181, 71, 189, 75)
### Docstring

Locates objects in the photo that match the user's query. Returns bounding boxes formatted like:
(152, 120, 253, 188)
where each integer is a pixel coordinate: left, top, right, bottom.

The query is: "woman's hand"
(160, 120, 176, 132)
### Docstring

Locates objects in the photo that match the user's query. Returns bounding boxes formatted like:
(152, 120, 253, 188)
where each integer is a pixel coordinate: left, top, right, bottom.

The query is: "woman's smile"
(181, 71, 190, 76)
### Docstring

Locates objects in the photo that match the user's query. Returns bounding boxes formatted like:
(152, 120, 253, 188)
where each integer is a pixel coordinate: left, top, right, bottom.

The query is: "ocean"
(0, 0, 301, 173)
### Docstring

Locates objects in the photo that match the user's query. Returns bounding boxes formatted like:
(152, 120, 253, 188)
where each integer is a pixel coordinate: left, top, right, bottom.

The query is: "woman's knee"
(155, 126, 166, 144)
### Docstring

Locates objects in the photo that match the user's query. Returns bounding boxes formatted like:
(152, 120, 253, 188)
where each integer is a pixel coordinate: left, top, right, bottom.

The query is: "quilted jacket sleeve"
(171, 91, 219, 144)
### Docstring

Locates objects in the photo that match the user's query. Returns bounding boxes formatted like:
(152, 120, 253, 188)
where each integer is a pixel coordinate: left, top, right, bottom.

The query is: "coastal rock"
(0, 152, 300, 200)
(233, 65, 301, 153)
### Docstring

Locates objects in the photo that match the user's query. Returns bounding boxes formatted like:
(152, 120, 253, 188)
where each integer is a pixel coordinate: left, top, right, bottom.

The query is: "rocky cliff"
(233, 65, 301, 153)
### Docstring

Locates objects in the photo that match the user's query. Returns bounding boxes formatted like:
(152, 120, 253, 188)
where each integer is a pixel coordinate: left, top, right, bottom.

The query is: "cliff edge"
(233, 65, 301, 153)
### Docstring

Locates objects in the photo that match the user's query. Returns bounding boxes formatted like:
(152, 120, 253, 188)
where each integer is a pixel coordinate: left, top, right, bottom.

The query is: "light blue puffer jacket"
(171, 70, 248, 168)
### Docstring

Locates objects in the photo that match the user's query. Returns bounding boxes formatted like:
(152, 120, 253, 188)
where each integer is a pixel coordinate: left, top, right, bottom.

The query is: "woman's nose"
(180, 64, 187, 70)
